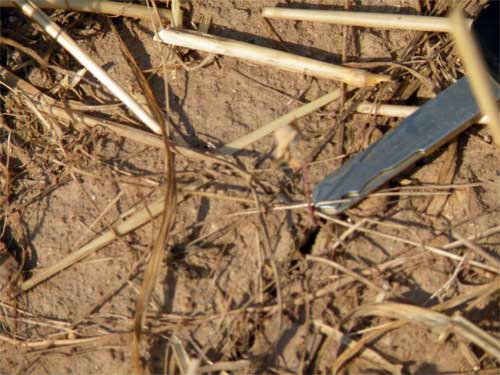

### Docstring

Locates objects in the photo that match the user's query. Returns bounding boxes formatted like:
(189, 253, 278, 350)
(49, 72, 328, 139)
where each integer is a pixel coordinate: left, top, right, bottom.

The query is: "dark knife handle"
(473, 1, 499, 83)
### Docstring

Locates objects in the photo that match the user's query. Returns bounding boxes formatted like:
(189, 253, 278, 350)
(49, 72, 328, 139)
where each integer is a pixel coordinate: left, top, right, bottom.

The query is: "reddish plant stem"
(301, 164, 319, 226)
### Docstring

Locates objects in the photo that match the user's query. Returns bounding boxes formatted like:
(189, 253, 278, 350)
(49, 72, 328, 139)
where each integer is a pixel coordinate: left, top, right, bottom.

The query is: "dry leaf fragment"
(66, 67, 87, 90)
(273, 122, 301, 168)
(50, 67, 87, 96)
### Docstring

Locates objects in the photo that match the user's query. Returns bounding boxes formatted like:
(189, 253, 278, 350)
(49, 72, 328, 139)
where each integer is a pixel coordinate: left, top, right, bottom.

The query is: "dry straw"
(13, 0, 163, 134)
(1, 0, 172, 20)
(314, 321, 403, 375)
(1, 64, 252, 184)
(312, 319, 403, 375)
(318, 212, 499, 275)
(155, 28, 389, 87)
(16, 198, 166, 294)
(262, 7, 473, 32)
(352, 302, 500, 361)
(356, 102, 492, 124)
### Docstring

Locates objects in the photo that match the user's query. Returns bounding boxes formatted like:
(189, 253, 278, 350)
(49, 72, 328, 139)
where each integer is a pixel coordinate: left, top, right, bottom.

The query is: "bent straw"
(14, 0, 162, 134)
(450, 7, 500, 146)
(356, 102, 492, 124)
(313, 321, 403, 375)
(352, 303, 500, 361)
(262, 7, 473, 33)
(156, 29, 389, 87)
(1, 0, 172, 20)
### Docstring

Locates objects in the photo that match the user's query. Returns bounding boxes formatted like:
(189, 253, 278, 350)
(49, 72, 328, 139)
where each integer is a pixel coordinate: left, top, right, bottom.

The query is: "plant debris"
(0, 1, 498, 374)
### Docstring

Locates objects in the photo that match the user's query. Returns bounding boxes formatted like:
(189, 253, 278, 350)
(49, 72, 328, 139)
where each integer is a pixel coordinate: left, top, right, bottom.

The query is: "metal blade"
(313, 76, 500, 214)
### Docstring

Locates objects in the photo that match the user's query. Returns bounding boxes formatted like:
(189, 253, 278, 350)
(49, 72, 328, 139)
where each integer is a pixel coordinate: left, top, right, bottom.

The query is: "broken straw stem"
(218, 89, 342, 154)
(1, 0, 172, 20)
(156, 28, 389, 87)
(14, 0, 162, 134)
(16, 198, 166, 294)
(262, 7, 473, 33)
(356, 102, 493, 125)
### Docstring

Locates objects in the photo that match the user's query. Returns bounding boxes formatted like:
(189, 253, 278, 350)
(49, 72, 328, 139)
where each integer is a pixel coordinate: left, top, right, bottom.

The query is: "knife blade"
(313, 77, 500, 214)
(313, 2, 499, 215)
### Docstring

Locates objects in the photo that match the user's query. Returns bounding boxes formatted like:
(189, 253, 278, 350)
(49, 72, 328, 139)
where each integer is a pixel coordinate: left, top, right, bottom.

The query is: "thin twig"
(317, 212, 499, 274)
(444, 224, 500, 250)
(307, 255, 387, 292)
(451, 231, 500, 270)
